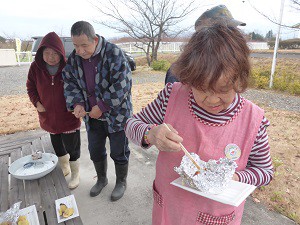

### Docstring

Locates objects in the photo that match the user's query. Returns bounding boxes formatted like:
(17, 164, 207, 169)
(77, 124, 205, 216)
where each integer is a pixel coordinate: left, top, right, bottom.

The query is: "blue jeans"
(87, 119, 130, 164)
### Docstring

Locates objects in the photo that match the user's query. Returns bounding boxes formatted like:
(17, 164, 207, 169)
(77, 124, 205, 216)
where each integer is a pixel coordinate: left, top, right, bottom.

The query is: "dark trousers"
(50, 130, 81, 161)
(87, 119, 130, 164)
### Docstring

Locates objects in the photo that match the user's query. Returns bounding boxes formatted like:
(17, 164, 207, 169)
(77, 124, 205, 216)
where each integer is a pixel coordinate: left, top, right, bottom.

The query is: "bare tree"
(1, 32, 17, 40)
(90, 0, 200, 65)
(247, 0, 300, 29)
(290, 0, 300, 10)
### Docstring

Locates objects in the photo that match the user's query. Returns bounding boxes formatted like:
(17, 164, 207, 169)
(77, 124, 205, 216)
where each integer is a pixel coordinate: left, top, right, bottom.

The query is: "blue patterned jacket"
(62, 35, 132, 133)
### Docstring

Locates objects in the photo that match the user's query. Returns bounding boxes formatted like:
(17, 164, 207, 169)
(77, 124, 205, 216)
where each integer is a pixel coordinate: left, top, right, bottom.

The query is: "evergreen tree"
(250, 32, 265, 41)
(0, 36, 6, 43)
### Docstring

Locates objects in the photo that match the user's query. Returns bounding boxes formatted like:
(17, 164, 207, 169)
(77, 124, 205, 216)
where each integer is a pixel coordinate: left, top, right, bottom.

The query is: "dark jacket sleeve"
(165, 67, 178, 85)
(62, 61, 85, 111)
(26, 65, 40, 107)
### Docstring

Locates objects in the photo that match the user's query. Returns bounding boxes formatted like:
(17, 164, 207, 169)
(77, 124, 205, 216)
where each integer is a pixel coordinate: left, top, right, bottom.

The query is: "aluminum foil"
(31, 150, 42, 160)
(174, 153, 237, 194)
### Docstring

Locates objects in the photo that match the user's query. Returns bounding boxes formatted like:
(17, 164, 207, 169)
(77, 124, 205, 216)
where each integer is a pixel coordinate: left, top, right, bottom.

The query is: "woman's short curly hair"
(171, 25, 250, 93)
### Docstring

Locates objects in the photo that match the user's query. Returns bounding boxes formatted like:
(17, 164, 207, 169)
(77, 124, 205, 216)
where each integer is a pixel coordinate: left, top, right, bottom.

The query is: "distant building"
(247, 42, 269, 50)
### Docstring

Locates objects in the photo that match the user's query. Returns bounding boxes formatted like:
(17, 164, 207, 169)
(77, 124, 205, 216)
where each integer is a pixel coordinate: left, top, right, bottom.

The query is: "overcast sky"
(0, 0, 298, 40)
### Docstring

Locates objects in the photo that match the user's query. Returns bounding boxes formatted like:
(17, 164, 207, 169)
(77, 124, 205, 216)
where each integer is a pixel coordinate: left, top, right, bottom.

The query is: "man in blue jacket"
(63, 21, 132, 201)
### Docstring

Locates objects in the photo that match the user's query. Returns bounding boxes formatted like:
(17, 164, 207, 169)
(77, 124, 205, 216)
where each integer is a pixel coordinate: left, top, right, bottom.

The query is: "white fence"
(116, 42, 185, 53)
(0, 50, 32, 66)
(0, 41, 270, 67)
(117, 41, 269, 53)
(16, 51, 33, 65)
(0, 49, 18, 66)
(247, 42, 269, 50)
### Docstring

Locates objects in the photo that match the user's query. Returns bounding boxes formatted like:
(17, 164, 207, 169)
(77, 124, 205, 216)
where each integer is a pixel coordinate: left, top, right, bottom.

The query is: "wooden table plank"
(2, 134, 83, 225)
(30, 137, 58, 225)
(0, 154, 9, 211)
(41, 135, 83, 225)
(0, 130, 47, 145)
(0, 140, 35, 150)
(34, 136, 83, 225)
(21, 143, 46, 225)
(40, 175, 58, 225)
(9, 148, 26, 207)
(51, 167, 68, 198)
(0, 147, 22, 156)
(41, 135, 72, 224)
(67, 215, 83, 225)
(24, 179, 45, 225)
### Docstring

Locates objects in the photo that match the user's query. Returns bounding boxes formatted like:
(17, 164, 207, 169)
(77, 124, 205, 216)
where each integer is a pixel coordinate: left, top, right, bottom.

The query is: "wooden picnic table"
(0, 132, 83, 225)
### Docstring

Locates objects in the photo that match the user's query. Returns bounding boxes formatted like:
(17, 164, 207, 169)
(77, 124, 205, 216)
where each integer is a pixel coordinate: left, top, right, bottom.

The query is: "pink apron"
(152, 83, 264, 225)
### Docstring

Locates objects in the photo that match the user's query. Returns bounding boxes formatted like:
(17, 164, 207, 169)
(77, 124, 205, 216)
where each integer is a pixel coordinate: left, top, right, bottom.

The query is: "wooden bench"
(0, 134, 83, 225)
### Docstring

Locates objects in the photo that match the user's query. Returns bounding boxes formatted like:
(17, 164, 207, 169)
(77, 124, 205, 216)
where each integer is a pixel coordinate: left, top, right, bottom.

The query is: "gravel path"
(242, 89, 300, 113)
(0, 65, 29, 96)
(1, 65, 299, 113)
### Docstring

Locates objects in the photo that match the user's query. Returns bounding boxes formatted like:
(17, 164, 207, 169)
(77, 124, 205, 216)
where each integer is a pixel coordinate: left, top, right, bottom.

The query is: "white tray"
(19, 205, 40, 225)
(171, 177, 256, 207)
(55, 194, 79, 223)
(9, 153, 58, 180)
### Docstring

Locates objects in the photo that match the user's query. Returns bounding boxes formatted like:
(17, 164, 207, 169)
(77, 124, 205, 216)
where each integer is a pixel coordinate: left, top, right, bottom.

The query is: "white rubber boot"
(58, 154, 71, 176)
(68, 160, 80, 189)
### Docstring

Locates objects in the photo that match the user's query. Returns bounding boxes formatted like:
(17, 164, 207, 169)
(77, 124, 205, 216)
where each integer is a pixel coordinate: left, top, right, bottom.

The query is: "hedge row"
(268, 38, 300, 49)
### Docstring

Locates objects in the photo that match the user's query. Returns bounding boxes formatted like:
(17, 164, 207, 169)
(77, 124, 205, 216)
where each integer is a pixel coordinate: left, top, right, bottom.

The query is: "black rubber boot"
(111, 163, 128, 201)
(90, 159, 108, 197)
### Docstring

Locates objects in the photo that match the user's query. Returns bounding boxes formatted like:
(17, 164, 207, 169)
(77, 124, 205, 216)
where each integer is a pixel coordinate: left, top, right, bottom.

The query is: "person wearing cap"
(194, 4, 246, 30)
(126, 24, 273, 225)
(165, 5, 246, 85)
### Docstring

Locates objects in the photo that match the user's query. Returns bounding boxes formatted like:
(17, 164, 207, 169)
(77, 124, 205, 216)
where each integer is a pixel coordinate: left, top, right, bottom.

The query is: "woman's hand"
(232, 173, 239, 181)
(36, 101, 46, 112)
(73, 105, 86, 118)
(148, 123, 183, 152)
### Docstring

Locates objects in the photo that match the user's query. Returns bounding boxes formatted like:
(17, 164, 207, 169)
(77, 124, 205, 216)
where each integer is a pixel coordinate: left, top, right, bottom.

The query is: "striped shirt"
(126, 83, 274, 187)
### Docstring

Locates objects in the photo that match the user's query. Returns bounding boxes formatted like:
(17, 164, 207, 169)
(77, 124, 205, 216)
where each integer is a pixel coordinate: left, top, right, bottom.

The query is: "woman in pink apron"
(125, 25, 274, 225)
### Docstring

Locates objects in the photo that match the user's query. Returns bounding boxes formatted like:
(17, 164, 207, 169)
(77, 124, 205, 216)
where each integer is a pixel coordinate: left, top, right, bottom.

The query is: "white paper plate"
(9, 153, 58, 180)
(171, 177, 256, 207)
(18, 205, 40, 225)
(55, 194, 79, 223)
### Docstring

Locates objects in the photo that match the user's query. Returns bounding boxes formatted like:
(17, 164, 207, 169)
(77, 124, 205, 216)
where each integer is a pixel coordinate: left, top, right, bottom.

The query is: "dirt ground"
(0, 81, 299, 223)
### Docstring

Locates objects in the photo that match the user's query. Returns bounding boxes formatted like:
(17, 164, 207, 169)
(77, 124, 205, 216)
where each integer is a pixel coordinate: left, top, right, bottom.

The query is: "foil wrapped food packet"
(0, 201, 21, 224)
(31, 151, 42, 160)
(174, 153, 237, 194)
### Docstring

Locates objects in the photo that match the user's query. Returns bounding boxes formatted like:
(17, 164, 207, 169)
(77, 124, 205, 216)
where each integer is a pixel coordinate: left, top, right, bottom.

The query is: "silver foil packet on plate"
(31, 151, 43, 160)
(174, 153, 237, 194)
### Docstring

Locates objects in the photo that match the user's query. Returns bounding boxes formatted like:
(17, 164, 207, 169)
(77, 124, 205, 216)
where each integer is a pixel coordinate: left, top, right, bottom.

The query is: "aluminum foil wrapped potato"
(174, 153, 237, 194)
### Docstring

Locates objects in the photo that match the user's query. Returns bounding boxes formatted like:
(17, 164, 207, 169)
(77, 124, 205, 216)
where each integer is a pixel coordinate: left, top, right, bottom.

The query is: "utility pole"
(269, 0, 285, 88)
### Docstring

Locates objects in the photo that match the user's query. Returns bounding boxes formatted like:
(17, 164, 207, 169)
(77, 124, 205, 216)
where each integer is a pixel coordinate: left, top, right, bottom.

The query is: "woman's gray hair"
(71, 21, 96, 41)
